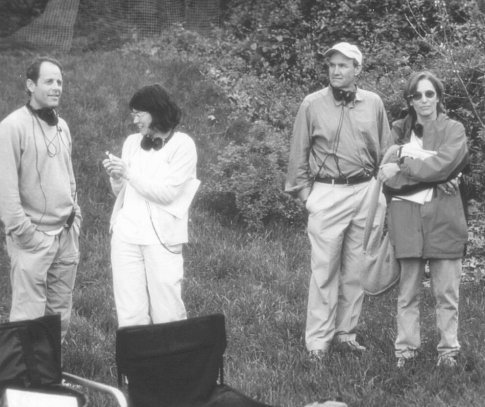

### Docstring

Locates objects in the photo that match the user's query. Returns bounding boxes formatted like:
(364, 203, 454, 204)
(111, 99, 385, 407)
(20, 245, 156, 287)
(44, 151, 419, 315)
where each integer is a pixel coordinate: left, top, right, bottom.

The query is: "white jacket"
(109, 131, 199, 245)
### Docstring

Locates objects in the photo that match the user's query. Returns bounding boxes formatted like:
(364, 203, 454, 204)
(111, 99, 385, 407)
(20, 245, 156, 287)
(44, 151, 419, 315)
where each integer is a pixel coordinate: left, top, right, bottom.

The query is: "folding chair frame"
(62, 372, 128, 407)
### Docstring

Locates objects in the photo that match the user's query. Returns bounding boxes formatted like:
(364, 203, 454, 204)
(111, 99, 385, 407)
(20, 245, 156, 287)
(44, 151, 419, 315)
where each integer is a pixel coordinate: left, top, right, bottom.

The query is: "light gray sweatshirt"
(0, 106, 80, 245)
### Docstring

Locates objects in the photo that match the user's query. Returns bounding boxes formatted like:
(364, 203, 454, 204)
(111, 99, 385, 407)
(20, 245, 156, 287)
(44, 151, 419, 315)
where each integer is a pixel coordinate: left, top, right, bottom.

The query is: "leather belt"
(314, 174, 374, 185)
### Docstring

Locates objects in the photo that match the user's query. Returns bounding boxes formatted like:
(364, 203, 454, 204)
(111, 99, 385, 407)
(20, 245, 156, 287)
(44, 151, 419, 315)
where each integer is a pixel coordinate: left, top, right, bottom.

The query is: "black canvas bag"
(0, 314, 87, 406)
(0, 314, 61, 389)
(116, 314, 273, 407)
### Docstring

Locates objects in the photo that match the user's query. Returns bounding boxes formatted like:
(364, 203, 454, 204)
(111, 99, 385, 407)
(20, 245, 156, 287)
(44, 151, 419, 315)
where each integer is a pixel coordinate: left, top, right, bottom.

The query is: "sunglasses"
(410, 90, 436, 101)
(130, 110, 147, 119)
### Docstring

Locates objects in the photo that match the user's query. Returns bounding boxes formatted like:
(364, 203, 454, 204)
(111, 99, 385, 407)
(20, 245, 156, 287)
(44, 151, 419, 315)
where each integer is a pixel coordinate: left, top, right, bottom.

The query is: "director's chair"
(0, 314, 127, 407)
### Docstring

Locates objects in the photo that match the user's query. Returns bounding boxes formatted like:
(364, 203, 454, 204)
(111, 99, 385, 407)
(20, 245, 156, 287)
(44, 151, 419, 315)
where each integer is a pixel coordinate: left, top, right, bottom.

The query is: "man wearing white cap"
(285, 42, 391, 358)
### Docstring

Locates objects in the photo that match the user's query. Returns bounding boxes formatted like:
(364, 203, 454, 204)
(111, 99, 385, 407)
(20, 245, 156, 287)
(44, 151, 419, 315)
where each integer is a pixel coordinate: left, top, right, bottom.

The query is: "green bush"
(200, 122, 305, 228)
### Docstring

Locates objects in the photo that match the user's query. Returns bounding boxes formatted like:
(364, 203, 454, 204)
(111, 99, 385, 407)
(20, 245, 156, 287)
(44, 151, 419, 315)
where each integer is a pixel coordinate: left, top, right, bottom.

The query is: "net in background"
(113, 0, 222, 35)
(0, 0, 222, 52)
(1, 0, 79, 52)
(186, 0, 222, 33)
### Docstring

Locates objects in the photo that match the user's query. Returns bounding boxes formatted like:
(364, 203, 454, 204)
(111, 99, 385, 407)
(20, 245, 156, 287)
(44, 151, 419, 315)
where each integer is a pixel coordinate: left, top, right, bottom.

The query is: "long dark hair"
(397, 71, 446, 143)
(404, 70, 446, 120)
(129, 84, 181, 133)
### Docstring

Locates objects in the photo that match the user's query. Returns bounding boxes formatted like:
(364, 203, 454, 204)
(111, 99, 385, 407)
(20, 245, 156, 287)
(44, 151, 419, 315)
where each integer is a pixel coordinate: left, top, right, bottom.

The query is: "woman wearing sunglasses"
(379, 71, 468, 369)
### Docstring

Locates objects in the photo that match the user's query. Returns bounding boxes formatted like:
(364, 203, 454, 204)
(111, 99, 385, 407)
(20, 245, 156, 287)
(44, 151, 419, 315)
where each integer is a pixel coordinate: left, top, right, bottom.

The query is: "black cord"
(29, 108, 77, 226)
(330, 106, 345, 178)
(145, 201, 182, 255)
(32, 113, 60, 157)
(311, 105, 345, 181)
(31, 114, 48, 226)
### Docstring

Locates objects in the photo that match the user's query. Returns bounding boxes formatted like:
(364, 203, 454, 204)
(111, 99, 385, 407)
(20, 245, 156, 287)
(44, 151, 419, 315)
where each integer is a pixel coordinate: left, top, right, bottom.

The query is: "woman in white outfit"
(103, 84, 200, 327)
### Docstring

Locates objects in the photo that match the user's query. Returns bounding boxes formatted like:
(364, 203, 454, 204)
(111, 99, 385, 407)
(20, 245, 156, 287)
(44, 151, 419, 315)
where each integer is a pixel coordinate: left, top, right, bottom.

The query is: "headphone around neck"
(331, 86, 356, 105)
(26, 103, 59, 126)
(140, 130, 174, 151)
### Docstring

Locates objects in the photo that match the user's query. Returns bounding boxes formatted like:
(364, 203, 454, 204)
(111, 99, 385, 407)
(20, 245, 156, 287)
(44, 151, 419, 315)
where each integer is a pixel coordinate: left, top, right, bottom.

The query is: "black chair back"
(116, 314, 226, 407)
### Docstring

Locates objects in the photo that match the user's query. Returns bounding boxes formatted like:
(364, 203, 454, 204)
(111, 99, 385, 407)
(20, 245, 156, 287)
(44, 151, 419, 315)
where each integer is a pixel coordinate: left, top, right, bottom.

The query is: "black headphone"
(141, 136, 164, 151)
(26, 103, 59, 126)
(331, 86, 356, 105)
(140, 131, 174, 151)
(413, 123, 424, 138)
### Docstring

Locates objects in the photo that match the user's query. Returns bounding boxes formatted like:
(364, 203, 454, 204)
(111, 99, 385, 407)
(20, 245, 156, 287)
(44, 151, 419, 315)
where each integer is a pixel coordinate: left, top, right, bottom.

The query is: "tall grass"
(0, 50, 484, 407)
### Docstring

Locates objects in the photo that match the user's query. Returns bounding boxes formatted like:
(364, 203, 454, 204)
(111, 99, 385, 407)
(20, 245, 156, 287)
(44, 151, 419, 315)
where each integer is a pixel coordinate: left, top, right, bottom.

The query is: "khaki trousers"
(305, 178, 384, 351)
(395, 258, 462, 358)
(7, 225, 80, 339)
(111, 233, 187, 328)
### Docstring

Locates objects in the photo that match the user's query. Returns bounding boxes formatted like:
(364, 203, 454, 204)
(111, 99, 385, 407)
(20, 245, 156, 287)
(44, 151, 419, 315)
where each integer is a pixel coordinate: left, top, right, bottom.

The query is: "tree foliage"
(210, 0, 485, 226)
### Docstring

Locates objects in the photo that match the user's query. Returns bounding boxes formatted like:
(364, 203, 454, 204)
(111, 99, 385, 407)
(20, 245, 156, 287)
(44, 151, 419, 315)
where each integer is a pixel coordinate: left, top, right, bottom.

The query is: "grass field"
(0, 49, 484, 407)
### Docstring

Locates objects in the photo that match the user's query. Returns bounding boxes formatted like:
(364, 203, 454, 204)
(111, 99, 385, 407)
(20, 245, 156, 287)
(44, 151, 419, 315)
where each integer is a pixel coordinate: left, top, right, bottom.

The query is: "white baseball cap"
(323, 42, 363, 66)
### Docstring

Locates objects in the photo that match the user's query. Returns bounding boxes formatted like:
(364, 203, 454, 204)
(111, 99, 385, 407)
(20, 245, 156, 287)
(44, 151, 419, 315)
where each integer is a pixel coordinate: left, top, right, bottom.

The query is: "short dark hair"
(26, 56, 63, 83)
(404, 70, 446, 115)
(25, 56, 63, 97)
(129, 84, 182, 133)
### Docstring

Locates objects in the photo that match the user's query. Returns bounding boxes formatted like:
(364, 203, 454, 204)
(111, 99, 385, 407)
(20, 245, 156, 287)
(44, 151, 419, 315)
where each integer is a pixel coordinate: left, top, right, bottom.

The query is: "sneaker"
(337, 339, 366, 353)
(396, 356, 413, 368)
(309, 349, 328, 362)
(437, 354, 458, 368)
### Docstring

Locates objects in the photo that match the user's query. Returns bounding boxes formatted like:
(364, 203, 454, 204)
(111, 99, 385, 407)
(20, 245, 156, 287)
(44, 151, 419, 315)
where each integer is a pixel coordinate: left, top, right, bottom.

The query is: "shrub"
(200, 122, 305, 228)
(403, 0, 485, 198)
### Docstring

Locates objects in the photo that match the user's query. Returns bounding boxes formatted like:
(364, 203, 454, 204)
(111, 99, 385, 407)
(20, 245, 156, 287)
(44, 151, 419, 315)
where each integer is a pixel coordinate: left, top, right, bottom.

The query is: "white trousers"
(7, 225, 80, 340)
(305, 178, 384, 351)
(395, 258, 462, 358)
(111, 233, 187, 328)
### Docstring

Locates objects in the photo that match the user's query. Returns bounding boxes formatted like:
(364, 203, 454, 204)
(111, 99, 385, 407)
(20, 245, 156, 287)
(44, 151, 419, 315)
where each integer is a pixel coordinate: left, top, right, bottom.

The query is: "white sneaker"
(338, 339, 366, 353)
(396, 356, 413, 368)
(309, 349, 328, 362)
(437, 354, 457, 368)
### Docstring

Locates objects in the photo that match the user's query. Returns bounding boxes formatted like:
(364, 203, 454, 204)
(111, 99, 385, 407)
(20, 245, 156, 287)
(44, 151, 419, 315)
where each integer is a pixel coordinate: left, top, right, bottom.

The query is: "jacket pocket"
(422, 194, 468, 257)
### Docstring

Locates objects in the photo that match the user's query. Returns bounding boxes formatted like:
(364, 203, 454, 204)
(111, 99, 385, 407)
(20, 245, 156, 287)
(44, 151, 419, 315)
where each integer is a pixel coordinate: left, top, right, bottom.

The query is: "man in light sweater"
(0, 56, 81, 339)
